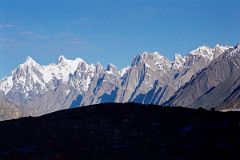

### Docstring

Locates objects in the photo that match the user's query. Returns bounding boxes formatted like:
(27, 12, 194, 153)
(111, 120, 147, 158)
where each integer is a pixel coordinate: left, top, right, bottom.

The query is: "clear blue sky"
(0, 0, 239, 78)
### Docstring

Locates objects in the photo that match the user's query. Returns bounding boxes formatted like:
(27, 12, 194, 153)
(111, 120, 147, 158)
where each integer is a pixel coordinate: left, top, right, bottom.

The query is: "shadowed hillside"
(0, 103, 240, 160)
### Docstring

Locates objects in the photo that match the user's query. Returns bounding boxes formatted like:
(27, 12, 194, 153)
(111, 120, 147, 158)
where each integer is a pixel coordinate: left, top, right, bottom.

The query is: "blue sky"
(0, 0, 239, 78)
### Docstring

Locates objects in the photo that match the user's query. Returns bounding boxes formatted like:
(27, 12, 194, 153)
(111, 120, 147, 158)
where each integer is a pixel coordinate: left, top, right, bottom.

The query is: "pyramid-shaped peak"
(23, 56, 39, 66)
(16, 56, 41, 75)
(26, 56, 35, 62)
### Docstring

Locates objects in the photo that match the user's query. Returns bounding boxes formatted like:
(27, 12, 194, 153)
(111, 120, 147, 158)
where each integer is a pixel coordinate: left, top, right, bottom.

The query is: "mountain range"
(0, 43, 239, 120)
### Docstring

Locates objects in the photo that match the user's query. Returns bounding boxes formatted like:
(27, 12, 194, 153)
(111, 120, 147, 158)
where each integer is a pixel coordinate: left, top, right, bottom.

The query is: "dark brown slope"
(0, 103, 240, 160)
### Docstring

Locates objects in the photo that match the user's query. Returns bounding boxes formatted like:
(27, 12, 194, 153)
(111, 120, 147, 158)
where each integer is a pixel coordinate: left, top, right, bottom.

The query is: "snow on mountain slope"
(150, 44, 231, 105)
(171, 53, 185, 70)
(164, 43, 239, 110)
(0, 44, 233, 119)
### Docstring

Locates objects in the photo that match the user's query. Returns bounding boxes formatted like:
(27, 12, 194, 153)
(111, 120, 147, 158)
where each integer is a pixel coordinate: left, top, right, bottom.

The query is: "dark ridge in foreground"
(0, 103, 240, 160)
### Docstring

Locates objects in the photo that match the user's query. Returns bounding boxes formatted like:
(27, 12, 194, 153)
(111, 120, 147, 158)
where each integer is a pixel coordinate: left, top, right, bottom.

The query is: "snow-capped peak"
(120, 66, 131, 77)
(106, 63, 116, 71)
(0, 43, 235, 107)
(189, 44, 231, 60)
(140, 51, 165, 60)
(189, 45, 213, 59)
(131, 51, 170, 67)
(105, 63, 118, 75)
(58, 55, 84, 65)
(16, 56, 42, 75)
(174, 53, 185, 63)
(190, 45, 210, 53)
(215, 43, 221, 48)
(26, 56, 35, 63)
(213, 44, 231, 58)
(172, 53, 186, 70)
(22, 56, 39, 67)
(42, 56, 87, 83)
(58, 55, 67, 63)
(0, 55, 95, 97)
(215, 43, 231, 50)
(214, 44, 232, 51)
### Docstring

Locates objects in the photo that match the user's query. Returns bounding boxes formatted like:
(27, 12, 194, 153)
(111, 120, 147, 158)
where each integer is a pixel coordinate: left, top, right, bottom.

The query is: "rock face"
(165, 43, 240, 110)
(0, 92, 25, 120)
(0, 43, 235, 120)
(116, 52, 173, 104)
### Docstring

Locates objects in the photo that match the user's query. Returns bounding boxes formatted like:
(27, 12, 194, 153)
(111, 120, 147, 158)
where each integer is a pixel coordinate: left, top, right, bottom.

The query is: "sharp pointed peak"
(26, 56, 34, 61)
(16, 56, 40, 71)
(23, 56, 38, 65)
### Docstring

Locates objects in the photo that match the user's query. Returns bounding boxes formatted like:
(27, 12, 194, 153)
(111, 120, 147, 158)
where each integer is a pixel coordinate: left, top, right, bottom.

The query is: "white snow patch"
(0, 76, 13, 94)
(65, 89, 70, 95)
(106, 70, 113, 74)
(120, 66, 130, 77)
